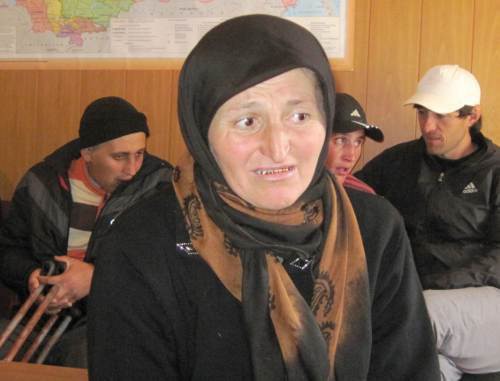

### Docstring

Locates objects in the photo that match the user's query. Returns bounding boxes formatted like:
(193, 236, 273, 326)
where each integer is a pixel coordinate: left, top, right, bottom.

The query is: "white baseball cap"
(404, 65, 481, 114)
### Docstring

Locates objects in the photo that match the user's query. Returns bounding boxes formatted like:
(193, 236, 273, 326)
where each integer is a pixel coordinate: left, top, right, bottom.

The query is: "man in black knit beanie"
(0, 96, 172, 368)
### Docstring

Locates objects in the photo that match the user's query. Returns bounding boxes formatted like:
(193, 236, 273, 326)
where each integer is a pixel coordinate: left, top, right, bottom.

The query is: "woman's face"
(208, 68, 326, 210)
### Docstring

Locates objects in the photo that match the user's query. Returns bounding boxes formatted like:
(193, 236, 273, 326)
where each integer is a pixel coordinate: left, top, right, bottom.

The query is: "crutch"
(35, 305, 82, 364)
(0, 260, 65, 362)
(20, 312, 59, 362)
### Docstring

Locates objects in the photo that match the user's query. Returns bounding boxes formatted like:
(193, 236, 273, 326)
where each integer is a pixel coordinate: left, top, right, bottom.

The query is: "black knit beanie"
(79, 96, 149, 149)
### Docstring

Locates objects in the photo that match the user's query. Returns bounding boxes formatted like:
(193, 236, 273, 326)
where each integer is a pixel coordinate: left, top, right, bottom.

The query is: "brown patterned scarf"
(173, 154, 370, 381)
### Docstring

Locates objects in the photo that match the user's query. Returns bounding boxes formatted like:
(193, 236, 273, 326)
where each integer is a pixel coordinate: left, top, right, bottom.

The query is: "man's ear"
(80, 147, 93, 162)
(468, 105, 481, 126)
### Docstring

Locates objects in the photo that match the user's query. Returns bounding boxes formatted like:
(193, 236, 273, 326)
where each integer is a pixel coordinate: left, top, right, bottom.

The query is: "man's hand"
(28, 268, 42, 294)
(35, 256, 94, 314)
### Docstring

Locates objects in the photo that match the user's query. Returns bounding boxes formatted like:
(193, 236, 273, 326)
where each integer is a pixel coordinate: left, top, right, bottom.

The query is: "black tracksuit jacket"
(357, 132, 500, 290)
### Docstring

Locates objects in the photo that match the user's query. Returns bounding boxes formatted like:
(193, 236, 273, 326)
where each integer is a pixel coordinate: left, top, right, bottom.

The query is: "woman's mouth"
(255, 166, 294, 176)
(334, 167, 351, 176)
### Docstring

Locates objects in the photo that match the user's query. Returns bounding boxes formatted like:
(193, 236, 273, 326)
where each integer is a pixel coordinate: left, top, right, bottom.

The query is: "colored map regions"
(0, 0, 346, 58)
(283, 0, 339, 17)
(17, 0, 138, 45)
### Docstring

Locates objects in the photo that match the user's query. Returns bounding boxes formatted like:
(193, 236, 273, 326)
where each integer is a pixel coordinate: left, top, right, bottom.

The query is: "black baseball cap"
(333, 93, 384, 142)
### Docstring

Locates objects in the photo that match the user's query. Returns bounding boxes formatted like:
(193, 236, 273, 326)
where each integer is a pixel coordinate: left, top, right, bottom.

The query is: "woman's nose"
(262, 124, 290, 162)
(344, 144, 356, 157)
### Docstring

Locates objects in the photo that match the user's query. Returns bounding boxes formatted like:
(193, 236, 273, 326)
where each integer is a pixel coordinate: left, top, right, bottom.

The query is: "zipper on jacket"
(437, 172, 444, 183)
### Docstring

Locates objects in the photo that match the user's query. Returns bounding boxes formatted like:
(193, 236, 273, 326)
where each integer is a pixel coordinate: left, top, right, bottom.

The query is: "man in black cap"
(0, 96, 172, 367)
(326, 93, 384, 193)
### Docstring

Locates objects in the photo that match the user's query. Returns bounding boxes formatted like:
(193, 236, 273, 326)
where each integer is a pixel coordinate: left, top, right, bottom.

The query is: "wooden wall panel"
(36, 71, 82, 153)
(473, 0, 500, 143)
(79, 71, 127, 112)
(334, 0, 371, 171)
(124, 70, 176, 163)
(364, 0, 422, 162)
(0, 71, 39, 198)
(420, 0, 474, 72)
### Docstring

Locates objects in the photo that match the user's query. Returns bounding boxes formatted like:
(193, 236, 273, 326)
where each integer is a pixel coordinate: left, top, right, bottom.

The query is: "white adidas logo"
(350, 109, 361, 117)
(462, 182, 478, 194)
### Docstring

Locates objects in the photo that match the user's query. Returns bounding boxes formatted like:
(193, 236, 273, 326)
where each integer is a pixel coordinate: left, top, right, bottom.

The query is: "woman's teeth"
(256, 167, 292, 175)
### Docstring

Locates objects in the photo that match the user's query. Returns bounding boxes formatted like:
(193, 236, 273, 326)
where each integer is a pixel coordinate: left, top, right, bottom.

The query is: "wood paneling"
(473, 0, 500, 143)
(124, 70, 177, 162)
(334, 0, 372, 171)
(364, 0, 422, 161)
(420, 0, 474, 71)
(0, 71, 39, 196)
(37, 71, 82, 151)
(79, 71, 127, 107)
(0, 0, 499, 199)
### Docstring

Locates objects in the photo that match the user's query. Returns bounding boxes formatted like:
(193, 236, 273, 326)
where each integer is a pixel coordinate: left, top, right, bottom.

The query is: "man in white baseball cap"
(356, 65, 500, 381)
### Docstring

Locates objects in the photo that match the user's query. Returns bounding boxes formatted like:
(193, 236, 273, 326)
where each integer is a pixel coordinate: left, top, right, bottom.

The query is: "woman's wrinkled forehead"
(210, 67, 326, 128)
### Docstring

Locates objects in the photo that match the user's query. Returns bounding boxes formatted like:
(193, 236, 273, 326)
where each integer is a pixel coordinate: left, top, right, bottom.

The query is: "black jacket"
(88, 185, 440, 381)
(0, 139, 172, 298)
(357, 133, 500, 289)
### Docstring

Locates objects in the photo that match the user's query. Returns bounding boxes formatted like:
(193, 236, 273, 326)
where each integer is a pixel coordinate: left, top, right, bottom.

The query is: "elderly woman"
(88, 15, 439, 380)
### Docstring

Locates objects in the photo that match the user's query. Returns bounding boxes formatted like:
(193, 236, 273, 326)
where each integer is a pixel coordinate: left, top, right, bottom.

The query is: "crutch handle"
(41, 259, 67, 278)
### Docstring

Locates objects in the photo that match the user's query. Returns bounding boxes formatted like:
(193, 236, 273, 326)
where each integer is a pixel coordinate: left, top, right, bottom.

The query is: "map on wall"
(0, 0, 347, 59)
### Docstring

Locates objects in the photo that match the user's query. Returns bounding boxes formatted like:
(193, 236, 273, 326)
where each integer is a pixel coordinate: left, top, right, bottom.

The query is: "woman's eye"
(291, 112, 309, 123)
(333, 137, 345, 146)
(353, 140, 364, 148)
(235, 117, 256, 129)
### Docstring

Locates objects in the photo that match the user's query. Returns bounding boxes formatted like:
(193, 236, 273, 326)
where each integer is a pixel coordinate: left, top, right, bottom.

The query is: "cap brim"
(333, 121, 360, 134)
(334, 120, 384, 142)
(364, 127, 384, 142)
(404, 93, 464, 114)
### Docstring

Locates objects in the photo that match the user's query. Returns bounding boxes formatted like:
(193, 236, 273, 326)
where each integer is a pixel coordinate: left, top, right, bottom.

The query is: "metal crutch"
(35, 306, 82, 364)
(0, 260, 64, 362)
(0, 261, 57, 354)
(20, 313, 59, 362)
(18, 265, 81, 364)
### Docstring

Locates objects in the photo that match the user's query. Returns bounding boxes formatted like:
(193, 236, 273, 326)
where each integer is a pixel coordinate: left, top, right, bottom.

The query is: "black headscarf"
(178, 14, 335, 186)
